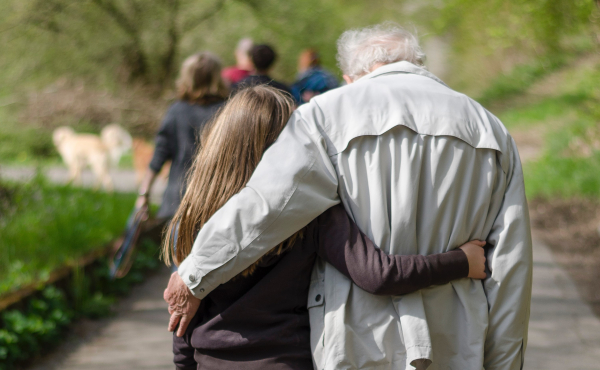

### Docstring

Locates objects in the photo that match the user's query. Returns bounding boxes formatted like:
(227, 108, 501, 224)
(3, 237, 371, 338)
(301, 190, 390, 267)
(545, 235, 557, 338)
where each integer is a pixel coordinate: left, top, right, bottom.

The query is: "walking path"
(524, 237, 600, 369)
(6, 166, 600, 369)
(27, 267, 174, 370)
(0, 165, 167, 203)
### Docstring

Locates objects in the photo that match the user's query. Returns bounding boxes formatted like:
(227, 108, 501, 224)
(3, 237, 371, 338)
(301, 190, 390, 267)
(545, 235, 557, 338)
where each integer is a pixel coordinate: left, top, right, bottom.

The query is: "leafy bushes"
(0, 287, 72, 368)
(0, 177, 135, 295)
(0, 239, 161, 370)
(0, 176, 163, 368)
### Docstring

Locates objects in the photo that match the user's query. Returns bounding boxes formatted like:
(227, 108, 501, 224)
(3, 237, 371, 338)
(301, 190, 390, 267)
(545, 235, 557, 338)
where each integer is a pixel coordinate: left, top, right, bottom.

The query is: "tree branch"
(90, 0, 138, 38)
(182, 0, 226, 34)
(25, 0, 67, 33)
(159, 0, 181, 87)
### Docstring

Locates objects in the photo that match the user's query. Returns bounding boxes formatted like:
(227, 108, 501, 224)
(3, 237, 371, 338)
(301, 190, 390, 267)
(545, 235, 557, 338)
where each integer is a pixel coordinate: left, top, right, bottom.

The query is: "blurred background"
(1, 0, 600, 369)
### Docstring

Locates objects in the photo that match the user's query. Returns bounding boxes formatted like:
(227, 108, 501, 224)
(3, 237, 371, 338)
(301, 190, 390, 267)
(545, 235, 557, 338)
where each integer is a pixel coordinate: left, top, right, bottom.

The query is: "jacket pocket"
(308, 277, 326, 369)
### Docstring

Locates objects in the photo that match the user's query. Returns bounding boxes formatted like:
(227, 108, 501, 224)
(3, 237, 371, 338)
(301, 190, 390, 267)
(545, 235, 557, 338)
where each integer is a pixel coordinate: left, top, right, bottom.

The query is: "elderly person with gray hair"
(165, 23, 532, 370)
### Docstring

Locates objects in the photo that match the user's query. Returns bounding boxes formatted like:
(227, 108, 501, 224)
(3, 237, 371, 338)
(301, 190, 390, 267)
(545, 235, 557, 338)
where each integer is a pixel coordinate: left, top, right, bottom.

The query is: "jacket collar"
(358, 61, 447, 87)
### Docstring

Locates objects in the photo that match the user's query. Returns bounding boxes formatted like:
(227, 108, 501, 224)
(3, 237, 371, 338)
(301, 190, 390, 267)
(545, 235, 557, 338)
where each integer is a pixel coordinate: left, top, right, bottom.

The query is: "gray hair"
(336, 22, 426, 80)
(236, 38, 253, 53)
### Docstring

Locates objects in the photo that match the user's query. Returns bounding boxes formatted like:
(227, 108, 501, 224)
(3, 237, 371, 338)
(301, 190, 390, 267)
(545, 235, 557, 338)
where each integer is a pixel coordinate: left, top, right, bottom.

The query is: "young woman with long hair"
(164, 85, 486, 370)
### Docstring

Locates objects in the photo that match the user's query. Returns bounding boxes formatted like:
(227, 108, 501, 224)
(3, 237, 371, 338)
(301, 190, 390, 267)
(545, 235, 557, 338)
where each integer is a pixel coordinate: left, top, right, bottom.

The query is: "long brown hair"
(163, 85, 300, 277)
(176, 52, 229, 104)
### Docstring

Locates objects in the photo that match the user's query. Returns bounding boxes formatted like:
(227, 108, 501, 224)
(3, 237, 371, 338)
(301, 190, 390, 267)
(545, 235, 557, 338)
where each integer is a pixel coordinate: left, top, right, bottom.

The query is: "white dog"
(101, 123, 133, 167)
(52, 124, 132, 191)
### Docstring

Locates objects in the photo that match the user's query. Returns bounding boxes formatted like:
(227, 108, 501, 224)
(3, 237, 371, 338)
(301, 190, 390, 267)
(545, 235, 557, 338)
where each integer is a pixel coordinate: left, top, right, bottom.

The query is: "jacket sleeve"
(149, 105, 176, 173)
(177, 103, 340, 298)
(314, 205, 469, 295)
(483, 138, 533, 370)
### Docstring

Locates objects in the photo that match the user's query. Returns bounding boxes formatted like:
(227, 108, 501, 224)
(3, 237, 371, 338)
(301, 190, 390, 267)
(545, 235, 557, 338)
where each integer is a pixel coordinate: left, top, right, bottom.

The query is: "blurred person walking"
(291, 49, 339, 105)
(233, 44, 291, 95)
(221, 38, 254, 85)
(165, 23, 532, 370)
(136, 52, 227, 228)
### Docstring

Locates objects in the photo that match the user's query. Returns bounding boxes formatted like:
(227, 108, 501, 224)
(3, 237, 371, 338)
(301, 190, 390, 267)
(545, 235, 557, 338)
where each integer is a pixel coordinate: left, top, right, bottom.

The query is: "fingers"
(470, 240, 486, 247)
(168, 312, 181, 332)
(474, 266, 487, 279)
(163, 272, 180, 303)
(177, 315, 191, 337)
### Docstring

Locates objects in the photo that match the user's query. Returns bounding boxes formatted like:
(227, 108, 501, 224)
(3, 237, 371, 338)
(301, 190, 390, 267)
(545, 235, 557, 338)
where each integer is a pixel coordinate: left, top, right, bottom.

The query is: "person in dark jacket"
(136, 52, 228, 221)
(162, 86, 487, 370)
(232, 44, 291, 96)
(291, 49, 339, 105)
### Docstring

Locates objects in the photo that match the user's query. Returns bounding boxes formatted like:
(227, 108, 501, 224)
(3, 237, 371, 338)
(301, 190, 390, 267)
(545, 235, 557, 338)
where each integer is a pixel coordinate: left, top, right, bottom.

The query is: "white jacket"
(178, 61, 533, 370)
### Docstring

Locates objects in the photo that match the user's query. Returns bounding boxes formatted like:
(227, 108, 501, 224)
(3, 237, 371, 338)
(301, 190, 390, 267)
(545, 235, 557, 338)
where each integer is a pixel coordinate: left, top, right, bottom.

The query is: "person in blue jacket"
(291, 49, 339, 105)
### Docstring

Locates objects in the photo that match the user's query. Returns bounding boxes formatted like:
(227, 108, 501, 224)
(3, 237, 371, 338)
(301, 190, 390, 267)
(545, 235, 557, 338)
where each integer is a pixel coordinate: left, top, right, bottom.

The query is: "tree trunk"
(159, 0, 180, 89)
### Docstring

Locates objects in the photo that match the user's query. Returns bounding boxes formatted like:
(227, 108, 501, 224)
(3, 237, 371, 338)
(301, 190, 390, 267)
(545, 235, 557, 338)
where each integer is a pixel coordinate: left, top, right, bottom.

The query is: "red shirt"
(221, 67, 250, 84)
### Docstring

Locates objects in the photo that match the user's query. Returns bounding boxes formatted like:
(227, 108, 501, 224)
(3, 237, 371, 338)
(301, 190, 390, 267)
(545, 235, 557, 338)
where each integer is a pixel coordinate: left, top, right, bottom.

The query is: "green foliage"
(0, 286, 72, 370)
(477, 56, 568, 106)
(0, 239, 162, 370)
(0, 122, 59, 165)
(0, 0, 411, 92)
(498, 93, 589, 130)
(0, 177, 136, 295)
(425, 0, 597, 92)
(516, 67, 600, 199)
(524, 117, 600, 199)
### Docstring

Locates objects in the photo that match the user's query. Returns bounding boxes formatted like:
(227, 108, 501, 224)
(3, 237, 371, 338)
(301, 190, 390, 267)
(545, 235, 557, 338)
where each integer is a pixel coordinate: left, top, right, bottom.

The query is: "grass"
(477, 55, 568, 107)
(494, 61, 600, 200)
(523, 110, 600, 199)
(497, 93, 588, 130)
(0, 176, 136, 295)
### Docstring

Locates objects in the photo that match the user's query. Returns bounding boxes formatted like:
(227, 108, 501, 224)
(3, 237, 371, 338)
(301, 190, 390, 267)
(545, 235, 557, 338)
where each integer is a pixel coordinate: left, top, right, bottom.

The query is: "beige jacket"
(178, 61, 533, 370)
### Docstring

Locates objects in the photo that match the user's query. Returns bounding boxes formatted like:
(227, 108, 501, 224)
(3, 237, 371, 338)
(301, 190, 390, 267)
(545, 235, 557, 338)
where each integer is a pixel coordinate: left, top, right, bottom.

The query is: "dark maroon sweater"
(173, 205, 469, 370)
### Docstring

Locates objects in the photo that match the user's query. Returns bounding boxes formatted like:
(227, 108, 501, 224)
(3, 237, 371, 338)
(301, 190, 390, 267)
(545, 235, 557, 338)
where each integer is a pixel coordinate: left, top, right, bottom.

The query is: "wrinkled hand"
(459, 240, 487, 279)
(164, 272, 201, 337)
